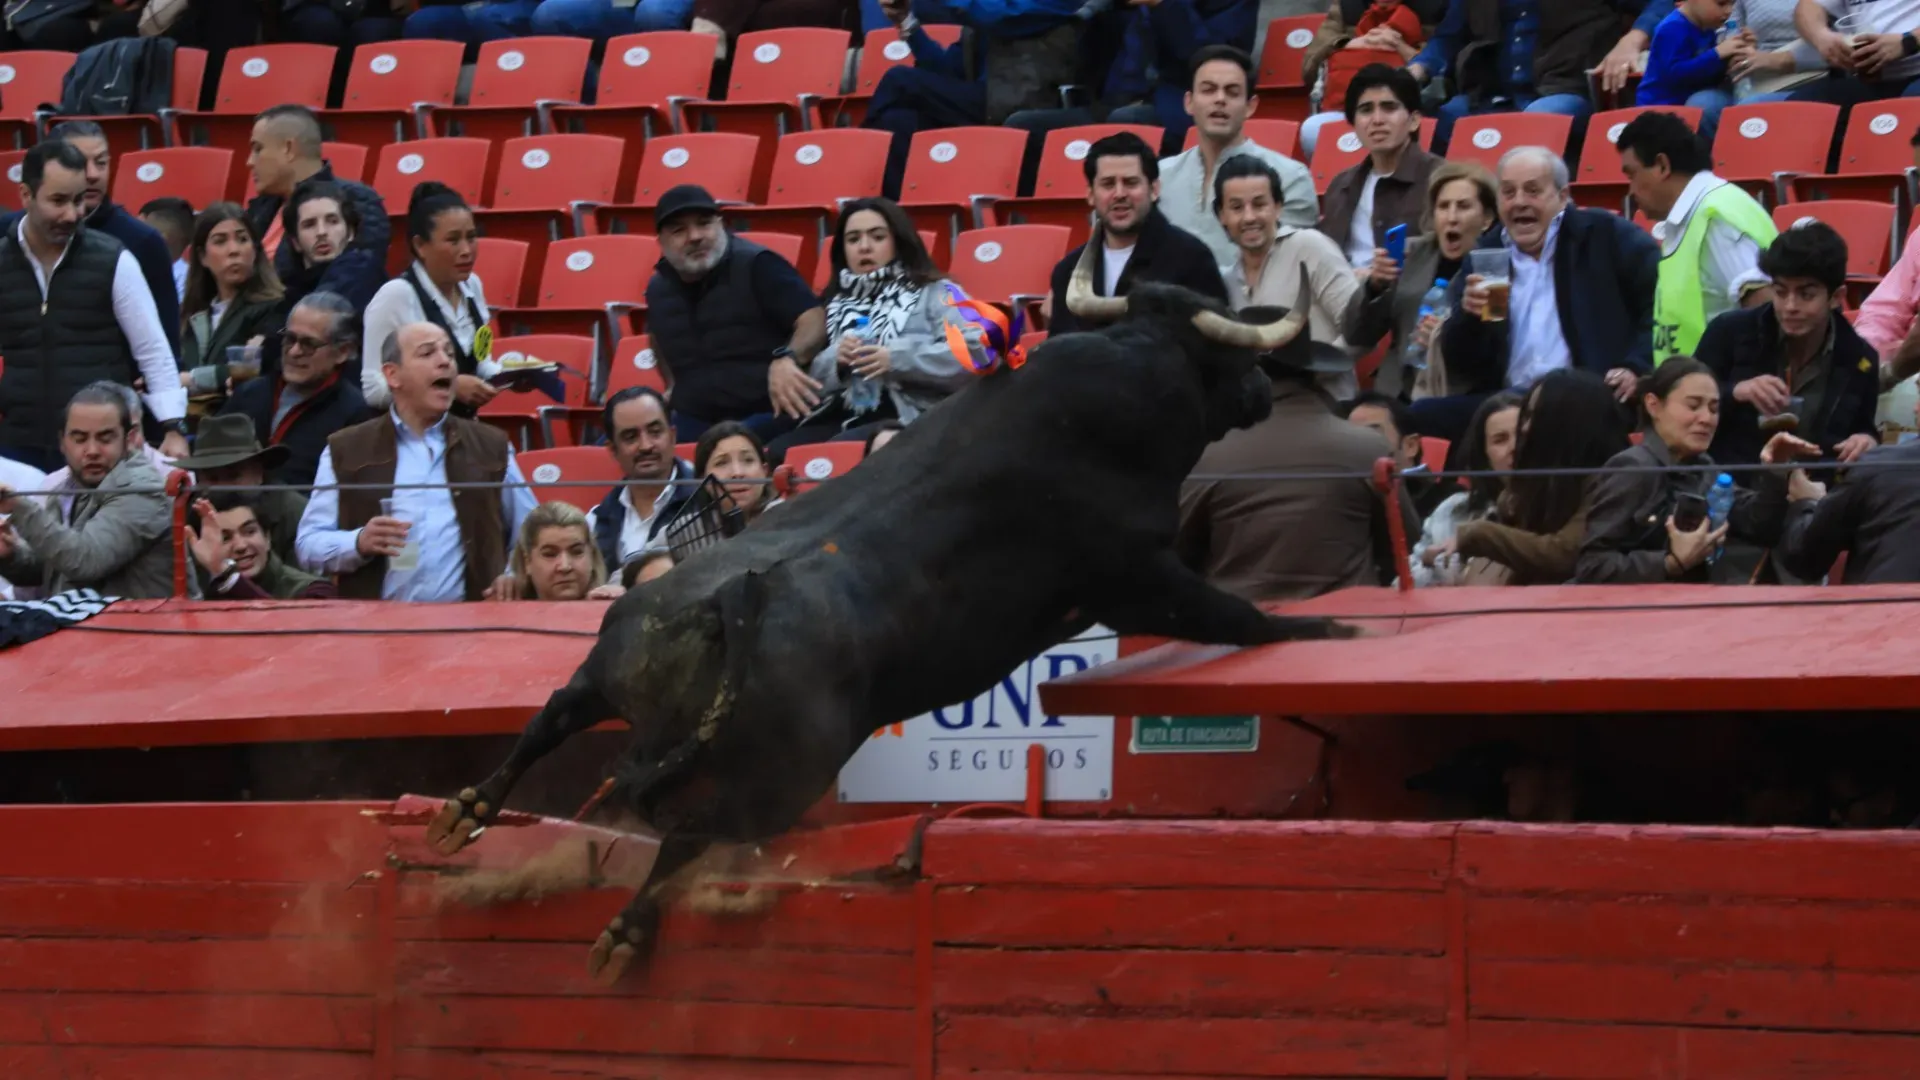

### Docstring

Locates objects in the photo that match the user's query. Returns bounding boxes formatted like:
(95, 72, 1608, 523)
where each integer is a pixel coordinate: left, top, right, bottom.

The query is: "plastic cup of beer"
(1469, 249, 1512, 322)
(379, 497, 421, 572)
(1758, 395, 1806, 435)
(225, 344, 262, 383)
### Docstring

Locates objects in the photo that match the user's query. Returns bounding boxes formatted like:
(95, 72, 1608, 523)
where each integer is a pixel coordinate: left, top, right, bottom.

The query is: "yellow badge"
(1861, 358, 1874, 373)
(472, 324, 493, 366)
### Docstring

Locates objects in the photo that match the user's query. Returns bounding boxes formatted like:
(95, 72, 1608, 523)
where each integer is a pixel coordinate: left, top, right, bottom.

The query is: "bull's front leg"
(426, 673, 613, 855)
(1088, 551, 1357, 646)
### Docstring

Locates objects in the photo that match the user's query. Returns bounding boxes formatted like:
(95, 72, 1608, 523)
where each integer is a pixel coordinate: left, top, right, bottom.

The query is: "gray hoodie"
(1, 450, 180, 600)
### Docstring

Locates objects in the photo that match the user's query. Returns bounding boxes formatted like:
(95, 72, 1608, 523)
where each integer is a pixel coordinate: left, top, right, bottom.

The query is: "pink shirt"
(1855, 234, 1920, 362)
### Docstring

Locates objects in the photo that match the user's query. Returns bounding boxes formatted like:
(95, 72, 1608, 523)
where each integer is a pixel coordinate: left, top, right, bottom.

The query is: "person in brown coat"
(1176, 307, 1419, 601)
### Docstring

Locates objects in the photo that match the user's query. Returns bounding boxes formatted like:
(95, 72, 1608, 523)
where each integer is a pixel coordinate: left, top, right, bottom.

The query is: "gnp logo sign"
(836, 626, 1114, 803)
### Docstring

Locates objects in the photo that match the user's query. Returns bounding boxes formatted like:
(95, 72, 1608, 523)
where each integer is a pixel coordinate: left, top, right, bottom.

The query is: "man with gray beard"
(642, 185, 828, 444)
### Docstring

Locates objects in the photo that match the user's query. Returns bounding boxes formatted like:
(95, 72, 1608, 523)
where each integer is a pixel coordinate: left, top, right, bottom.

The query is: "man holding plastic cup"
(1418, 147, 1659, 440)
(296, 322, 536, 602)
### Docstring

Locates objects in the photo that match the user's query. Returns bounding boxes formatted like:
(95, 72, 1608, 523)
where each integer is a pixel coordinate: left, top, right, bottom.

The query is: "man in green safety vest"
(1615, 110, 1777, 365)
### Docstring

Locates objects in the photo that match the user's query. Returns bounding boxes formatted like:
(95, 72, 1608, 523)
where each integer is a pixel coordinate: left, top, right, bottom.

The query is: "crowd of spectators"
(8, 0, 1920, 610)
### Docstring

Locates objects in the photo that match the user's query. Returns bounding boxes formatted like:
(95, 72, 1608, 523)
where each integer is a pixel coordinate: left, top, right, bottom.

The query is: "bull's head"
(1064, 237, 1311, 438)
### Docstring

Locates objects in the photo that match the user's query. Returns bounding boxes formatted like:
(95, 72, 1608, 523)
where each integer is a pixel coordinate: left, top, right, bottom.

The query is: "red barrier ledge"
(0, 599, 600, 751)
(1038, 584, 1920, 718)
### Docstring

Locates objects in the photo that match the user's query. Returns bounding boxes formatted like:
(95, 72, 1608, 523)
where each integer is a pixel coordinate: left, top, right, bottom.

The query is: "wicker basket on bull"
(660, 474, 750, 562)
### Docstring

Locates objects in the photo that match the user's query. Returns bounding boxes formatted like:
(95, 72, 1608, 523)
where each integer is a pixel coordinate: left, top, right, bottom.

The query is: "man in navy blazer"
(1420, 146, 1658, 440)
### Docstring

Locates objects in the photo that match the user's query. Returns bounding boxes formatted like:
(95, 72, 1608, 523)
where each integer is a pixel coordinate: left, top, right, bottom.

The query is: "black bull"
(426, 278, 1355, 983)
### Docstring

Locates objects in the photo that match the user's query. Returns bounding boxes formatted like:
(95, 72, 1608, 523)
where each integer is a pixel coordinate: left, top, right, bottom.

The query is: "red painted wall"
(6, 803, 1920, 1079)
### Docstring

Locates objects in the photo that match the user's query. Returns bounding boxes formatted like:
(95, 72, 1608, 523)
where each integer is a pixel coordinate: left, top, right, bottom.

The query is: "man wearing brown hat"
(1175, 303, 1420, 602)
(166, 413, 307, 567)
(642, 183, 827, 445)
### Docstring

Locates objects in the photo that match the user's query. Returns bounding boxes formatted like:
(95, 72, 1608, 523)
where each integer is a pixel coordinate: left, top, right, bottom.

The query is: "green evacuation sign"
(1129, 715, 1260, 754)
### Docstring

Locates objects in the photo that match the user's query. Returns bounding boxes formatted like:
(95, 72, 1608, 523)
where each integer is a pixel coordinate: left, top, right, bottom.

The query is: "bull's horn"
(1191, 271, 1311, 351)
(1063, 229, 1129, 321)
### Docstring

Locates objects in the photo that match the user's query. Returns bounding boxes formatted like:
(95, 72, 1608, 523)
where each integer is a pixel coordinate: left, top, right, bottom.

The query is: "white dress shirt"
(360, 262, 498, 410)
(586, 468, 685, 566)
(295, 410, 537, 602)
(14, 218, 184, 424)
(1506, 212, 1575, 390)
(1652, 171, 1770, 322)
(0, 455, 48, 601)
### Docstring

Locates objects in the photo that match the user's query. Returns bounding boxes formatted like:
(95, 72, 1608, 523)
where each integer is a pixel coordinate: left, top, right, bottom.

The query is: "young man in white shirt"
(1156, 44, 1318, 268)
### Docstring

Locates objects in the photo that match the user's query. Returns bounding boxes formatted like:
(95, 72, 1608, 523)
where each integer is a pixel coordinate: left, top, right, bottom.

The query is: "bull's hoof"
(1322, 620, 1363, 640)
(425, 787, 493, 856)
(586, 916, 645, 986)
(1264, 615, 1361, 642)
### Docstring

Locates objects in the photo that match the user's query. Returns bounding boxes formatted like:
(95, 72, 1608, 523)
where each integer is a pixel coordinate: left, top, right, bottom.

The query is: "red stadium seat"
(478, 134, 625, 275)
(679, 28, 851, 198)
(1251, 15, 1322, 122)
(592, 132, 759, 235)
(985, 124, 1159, 247)
(0, 149, 24, 211)
(1448, 113, 1574, 172)
(736, 231, 804, 269)
(607, 335, 670, 398)
(36, 46, 205, 155)
(781, 440, 865, 489)
(730, 129, 893, 277)
(1773, 199, 1898, 279)
(493, 234, 659, 345)
(324, 40, 463, 154)
(947, 225, 1071, 326)
(0, 52, 74, 147)
(425, 37, 592, 145)
(544, 31, 717, 184)
(114, 147, 232, 210)
(819, 24, 964, 127)
(1786, 99, 1920, 218)
(518, 446, 623, 510)
(1182, 118, 1301, 157)
(170, 44, 334, 195)
(1712, 102, 1839, 207)
(898, 126, 1026, 265)
(475, 237, 532, 308)
(478, 334, 597, 449)
(1571, 106, 1701, 215)
(1308, 117, 1436, 194)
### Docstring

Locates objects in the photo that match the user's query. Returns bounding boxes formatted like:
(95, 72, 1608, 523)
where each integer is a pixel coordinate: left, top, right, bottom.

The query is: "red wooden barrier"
(6, 802, 1920, 1078)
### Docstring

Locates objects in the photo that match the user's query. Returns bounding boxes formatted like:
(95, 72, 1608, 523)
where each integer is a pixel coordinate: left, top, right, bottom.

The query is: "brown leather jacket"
(1317, 144, 1441, 267)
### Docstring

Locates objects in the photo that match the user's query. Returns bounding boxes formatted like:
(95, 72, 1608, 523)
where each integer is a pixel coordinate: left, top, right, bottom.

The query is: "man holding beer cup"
(1423, 147, 1659, 440)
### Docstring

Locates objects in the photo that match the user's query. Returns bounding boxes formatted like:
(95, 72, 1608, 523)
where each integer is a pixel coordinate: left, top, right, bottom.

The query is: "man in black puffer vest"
(643, 185, 827, 445)
(0, 141, 188, 473)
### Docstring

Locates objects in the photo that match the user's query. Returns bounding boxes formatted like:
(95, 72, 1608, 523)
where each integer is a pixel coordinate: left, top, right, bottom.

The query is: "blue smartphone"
(1384, 223, 1408, 267)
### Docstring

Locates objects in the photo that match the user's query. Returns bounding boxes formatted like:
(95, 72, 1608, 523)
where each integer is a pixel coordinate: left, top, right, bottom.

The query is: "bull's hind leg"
(587, 827, 712, 985)
(426, 671, 614, 855)
(1093, 551, 1358, 645)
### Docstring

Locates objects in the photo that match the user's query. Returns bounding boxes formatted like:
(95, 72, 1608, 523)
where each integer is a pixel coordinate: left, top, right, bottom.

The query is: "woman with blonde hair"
(509, 501, 617, 601)
(1346, 159, 1498, 400)
(179, 202, 285, 408)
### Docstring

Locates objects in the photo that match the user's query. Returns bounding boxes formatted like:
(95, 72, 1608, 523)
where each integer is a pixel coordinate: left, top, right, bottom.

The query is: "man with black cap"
(642, 184, 828, 444)
(1175, 303, 1420, 601)
(167, 413, 309, 567)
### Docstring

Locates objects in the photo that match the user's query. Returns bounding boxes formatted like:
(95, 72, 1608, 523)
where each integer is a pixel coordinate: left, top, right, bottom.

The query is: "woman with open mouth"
(1346, 160, 1496, 400)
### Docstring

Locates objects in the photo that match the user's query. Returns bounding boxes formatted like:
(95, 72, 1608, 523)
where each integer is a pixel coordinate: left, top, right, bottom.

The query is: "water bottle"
(1705, 472, 1736, 563)
(1719, 16, 1755, 97)
(844, 314, 882, 414)
(1406, 277, 1450, 371)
